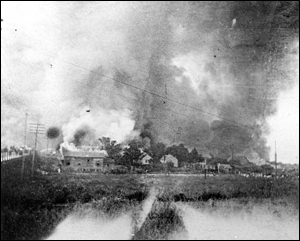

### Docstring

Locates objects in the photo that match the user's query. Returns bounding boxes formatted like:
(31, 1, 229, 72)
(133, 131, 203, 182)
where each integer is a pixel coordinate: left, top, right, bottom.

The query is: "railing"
(1, 152, 30, 162)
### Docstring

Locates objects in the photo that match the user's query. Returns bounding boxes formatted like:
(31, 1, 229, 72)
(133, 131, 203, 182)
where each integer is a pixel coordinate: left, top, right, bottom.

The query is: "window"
(96, 161, 100, 166)
(66, 162, 70, 166)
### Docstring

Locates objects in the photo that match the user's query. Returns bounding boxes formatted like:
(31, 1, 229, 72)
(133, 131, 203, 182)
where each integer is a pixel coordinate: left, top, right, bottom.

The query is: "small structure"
(160, 154, 178, 168)
(138, 153, 152, 165)
(61, 148, 114, 172)
(206, 164, 217, 171)
(197, 159, 216, 171)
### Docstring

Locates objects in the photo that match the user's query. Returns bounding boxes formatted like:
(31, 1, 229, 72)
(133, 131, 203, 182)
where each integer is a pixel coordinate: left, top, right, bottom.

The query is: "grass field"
(1, 156, 299, 240)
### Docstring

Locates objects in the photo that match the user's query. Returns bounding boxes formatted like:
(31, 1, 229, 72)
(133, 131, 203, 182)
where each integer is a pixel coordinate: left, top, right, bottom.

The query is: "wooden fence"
(1, 152, 30, 162)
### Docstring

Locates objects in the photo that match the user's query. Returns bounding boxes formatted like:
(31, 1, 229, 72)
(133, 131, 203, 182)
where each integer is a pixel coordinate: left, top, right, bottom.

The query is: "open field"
(1, 156, 299, 240)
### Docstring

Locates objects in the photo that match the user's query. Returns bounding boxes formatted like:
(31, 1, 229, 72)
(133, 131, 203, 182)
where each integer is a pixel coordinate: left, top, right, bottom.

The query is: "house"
(61, 147, 114, 172)
(206, 164, 217, 171)
(138, 153, 152, 165)
(196, 160, 205, 168)
(191, 157, 215, 171)
(160, 154, 178, 168)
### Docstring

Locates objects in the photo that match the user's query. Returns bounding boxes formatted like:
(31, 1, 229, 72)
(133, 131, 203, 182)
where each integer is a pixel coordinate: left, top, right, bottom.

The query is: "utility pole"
(275, 140, 277, 179)
(29, 123, 45, 178)
(46, 137, 49, 154)
(31, 124, 38, 178)
(21, 112, 28, 181)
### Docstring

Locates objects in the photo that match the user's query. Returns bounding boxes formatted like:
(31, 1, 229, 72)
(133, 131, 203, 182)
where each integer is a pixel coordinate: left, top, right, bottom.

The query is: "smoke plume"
(46, 126, 60, 139)
(1, 2, 299, 162)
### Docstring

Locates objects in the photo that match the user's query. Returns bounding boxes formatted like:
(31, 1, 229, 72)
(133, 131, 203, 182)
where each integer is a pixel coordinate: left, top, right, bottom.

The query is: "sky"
(1, 1, 299, 164)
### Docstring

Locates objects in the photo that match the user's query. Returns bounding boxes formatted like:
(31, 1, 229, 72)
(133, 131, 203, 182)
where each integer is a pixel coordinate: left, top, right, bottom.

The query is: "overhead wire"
(1, 33, 259, 131)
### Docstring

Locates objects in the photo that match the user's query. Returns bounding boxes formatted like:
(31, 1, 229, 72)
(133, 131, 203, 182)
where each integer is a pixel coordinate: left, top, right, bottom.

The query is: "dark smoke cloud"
(2, 2, 298, 162)
(73, 125, 96, 147)
(61, 1, 298, 161)
(120, 1, 299, 162)
(47, 126, 60, 139)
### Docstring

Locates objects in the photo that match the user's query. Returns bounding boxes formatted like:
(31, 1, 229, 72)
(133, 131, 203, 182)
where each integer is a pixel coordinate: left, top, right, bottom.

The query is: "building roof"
(62, 147, 108, 158)
(103, 158, 115, 163)
(139, 153, 152, 160)
(218, 163, 232, 168)
(160, 154, 178, 162)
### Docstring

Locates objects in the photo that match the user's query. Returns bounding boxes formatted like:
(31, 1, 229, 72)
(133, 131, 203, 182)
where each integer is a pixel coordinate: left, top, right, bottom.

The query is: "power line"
(38, 51, 255, 130)
(83, 77, 257, 135)
(2, 37, 257, 130)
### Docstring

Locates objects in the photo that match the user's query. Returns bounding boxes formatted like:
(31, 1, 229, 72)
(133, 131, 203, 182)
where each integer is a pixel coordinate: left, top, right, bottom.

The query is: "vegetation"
(1, 155, 299, 240)
(1, 156, 147, 240)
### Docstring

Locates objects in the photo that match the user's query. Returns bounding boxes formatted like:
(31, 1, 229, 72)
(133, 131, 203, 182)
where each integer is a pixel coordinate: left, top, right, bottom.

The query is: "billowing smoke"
(1, 2, 299, 162)
(73, 126, 92, 147)
(46, 126, 60, 139)
(61, 107, 139, 147)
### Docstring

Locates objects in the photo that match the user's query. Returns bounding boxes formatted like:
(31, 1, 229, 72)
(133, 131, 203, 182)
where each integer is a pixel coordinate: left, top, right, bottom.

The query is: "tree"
(120, 140, 142, 167)
(99, 137, 122, 158)
(165, 143, 189, 167)
(189, 148, 199, 163)
(198, 153, 205, 163)
(148, 142, 166, 163)
(166, 161, 174, 173)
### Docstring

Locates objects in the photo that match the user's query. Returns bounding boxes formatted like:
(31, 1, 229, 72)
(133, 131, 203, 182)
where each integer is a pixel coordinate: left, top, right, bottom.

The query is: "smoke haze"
(1, 2, 299, 163)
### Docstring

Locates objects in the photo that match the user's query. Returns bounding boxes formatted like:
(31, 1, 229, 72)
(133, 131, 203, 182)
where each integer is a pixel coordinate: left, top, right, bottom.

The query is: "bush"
(111, 165, 129, 174)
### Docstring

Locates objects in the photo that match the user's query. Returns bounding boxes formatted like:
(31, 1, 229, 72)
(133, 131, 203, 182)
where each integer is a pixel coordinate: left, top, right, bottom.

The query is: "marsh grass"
(1, 157, 299, 240)
(133, 201, 184, 240)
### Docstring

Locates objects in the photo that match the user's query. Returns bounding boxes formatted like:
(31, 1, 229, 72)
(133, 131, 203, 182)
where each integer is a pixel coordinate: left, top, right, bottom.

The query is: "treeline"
(1, 146, 31, 156)
(99, 137, 205, 168)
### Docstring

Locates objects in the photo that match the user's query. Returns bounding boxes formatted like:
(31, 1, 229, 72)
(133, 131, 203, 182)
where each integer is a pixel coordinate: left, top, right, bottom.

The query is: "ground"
(1, 156, 299, 240)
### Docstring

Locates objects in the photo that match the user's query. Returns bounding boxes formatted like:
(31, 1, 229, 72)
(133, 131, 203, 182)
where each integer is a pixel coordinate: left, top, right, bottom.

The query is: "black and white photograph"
(1, 1, 299, 240)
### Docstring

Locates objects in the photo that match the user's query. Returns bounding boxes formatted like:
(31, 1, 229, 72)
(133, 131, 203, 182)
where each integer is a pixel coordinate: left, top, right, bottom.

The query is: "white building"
(139, 153, 152, 165)
(160, 154, 178, 167)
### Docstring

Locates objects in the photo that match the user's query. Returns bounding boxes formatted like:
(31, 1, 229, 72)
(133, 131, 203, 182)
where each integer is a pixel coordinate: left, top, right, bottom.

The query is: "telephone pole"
(21, 112, 28, 181)
(275, 140, 277, 179)
(29, 123, 45, 178)
(230, 144, 234, 161)
(46, 137, 49, 154)
(31, 124, 38, 178)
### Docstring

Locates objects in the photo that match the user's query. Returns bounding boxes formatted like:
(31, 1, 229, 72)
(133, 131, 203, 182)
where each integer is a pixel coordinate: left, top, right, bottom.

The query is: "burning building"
(61, 147, 115, 172)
